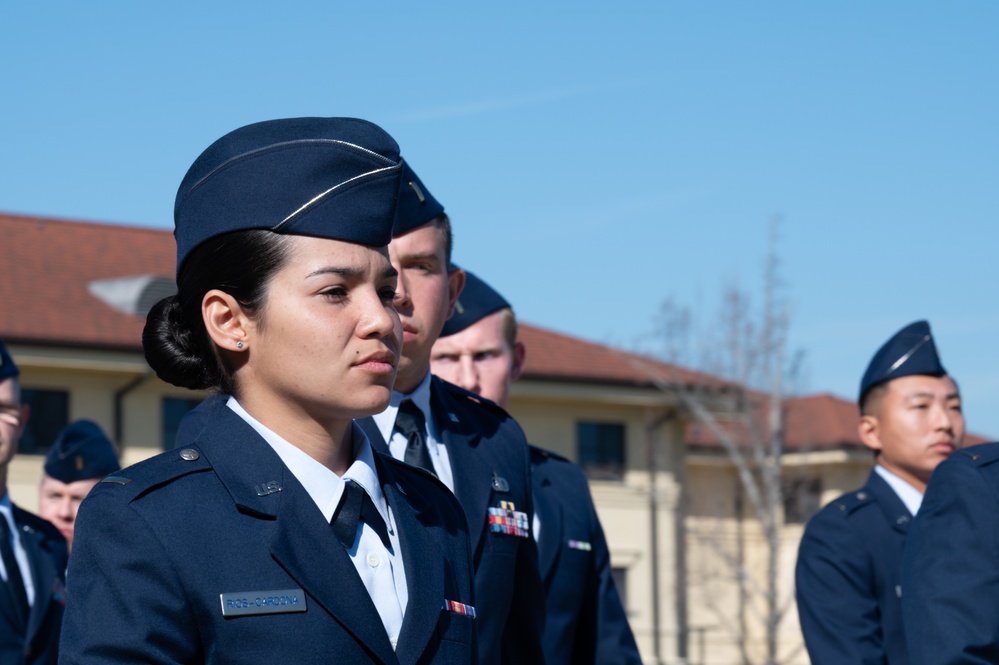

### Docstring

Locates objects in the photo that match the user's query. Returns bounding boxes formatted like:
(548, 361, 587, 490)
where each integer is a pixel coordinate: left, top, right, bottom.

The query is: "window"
(18, 389, 70, 455)
(162, 397, 205, 450)
(783, 477, 822, 524)
(577, 421, 625, 481)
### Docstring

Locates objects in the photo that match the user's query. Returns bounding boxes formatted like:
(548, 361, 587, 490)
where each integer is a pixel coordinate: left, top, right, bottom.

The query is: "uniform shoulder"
(810, 485, 878, 523)
(949, 441, 999, 468)
(434, 376, 511, 421)
(529, 445, 571, 465)
(88, 445, 213, 503)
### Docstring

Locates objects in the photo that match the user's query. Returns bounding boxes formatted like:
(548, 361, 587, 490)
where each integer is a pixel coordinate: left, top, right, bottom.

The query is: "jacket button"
(179, 448, 200, 461)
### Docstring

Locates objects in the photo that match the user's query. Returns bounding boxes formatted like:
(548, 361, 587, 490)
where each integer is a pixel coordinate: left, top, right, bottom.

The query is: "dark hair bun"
(143, 296, 217, 390)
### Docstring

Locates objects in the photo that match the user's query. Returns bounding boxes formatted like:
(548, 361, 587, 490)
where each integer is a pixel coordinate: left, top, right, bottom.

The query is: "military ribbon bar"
(442, 599, 476, 618)
(487, 502, 530, 538)
(568, 539, 593, 551)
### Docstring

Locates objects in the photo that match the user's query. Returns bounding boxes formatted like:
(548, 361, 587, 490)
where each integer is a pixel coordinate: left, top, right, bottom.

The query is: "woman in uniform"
(59, 117, 476, 665)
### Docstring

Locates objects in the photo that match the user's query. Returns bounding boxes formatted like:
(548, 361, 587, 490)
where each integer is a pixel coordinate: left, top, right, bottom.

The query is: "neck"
(235, 391, 355, 476)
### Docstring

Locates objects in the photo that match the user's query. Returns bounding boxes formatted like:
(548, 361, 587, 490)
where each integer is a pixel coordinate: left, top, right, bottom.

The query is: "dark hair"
(143, 230, 293, 393)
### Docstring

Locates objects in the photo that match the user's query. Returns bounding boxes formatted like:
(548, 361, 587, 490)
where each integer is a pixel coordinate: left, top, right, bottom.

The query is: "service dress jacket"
(359, 377, 546, 665)
(901, 442, 999, 665)
(58, 406, 475, 665)
(0, 506, 66, 665)
(795, 469, 912, 665)
(531, 446, 641, 665)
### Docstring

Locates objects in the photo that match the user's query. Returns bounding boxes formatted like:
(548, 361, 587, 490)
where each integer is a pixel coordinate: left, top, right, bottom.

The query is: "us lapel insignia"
(255, 481, 282, 497)
(220, 588, 308, 617)
(448, 412, 460, 422)
(491, 473, 509, 492)
(487, 500, 530, 538)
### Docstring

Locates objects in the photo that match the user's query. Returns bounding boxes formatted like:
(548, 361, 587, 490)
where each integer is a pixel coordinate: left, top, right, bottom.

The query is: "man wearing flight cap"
(0, 339, 67, 665)
(357, 163, 546, 665)
(430, 270, 642, 665)
(38, 420, 119, 553)
(796, 320, 964, 664)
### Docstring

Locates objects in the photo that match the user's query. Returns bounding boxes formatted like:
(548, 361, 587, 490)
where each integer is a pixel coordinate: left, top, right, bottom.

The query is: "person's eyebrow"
(306, 266, 365, 279)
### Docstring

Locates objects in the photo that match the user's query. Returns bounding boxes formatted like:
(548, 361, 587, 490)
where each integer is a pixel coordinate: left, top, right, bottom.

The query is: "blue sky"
(3, 3, 998, 436)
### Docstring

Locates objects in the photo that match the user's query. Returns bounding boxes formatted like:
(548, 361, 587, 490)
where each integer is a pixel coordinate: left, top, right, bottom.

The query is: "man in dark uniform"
(795, 320, 964, 664)
(0, 338, 67, 665)
(357, 163, 546, 665)
(38, 419, 120, 553)
(430, 270, 642, 665)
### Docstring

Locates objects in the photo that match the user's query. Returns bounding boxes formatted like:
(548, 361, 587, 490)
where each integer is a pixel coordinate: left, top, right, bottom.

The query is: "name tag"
(220, 588, 308, 617)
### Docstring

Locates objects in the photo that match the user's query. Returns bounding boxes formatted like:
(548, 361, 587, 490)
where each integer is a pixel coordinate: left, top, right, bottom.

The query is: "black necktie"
(0, 516, 29, 628)
(395, 399, 435, 474)
(331, 480, 391, 550)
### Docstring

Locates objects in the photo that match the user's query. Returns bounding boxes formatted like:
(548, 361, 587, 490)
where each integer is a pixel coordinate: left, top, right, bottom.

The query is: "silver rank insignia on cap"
(220, 588, 307, 617)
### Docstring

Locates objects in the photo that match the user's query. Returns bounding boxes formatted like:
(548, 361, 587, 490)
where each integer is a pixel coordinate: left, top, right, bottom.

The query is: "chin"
(345, 386, 394, 418)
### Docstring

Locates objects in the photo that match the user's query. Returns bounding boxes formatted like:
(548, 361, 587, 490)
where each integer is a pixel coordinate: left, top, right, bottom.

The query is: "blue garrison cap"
(0, 338, 18, 381)
(44, 420, 120, 483)
(440, 269, 511, 337)
(859, 320, 947, 402)
(393, 161, 445, 236)
(174, 117, 404, 274)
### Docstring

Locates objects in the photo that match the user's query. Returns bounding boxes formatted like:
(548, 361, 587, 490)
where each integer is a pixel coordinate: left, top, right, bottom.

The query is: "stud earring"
(236, 341, 244, 349)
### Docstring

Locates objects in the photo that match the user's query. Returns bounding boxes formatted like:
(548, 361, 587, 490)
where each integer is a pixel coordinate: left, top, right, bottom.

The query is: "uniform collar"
(370, 370, 434, 444)
(874, 464, 923, 516)
(225, 397, 390, 527)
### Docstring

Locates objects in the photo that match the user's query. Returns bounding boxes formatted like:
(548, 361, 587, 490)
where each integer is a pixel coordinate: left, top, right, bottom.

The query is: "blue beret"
(859, 320, 947, 402)
(0, 338, 18, 381)
(393, 161, 445, 236)
(174, 117, 403, 274)
(44, 420, 120, 483)
(440, 269, 511, 337)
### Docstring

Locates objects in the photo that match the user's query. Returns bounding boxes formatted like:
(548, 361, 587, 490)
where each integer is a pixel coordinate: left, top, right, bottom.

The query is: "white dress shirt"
(371, 372, 455, 493)
(0, 493, 35, 605)
(874, 464, 924, 516)
(227, 398, 408, 648)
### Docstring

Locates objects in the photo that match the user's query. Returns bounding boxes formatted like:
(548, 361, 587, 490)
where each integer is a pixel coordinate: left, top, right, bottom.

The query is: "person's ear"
(202, 289, 252, 353)
(858, 415, 882, 454)
(510, 341, 526, 381)
(445, 267, 466, 319)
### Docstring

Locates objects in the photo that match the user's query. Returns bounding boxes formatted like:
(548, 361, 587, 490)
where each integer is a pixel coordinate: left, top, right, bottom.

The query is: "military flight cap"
(393, 161, 445, 236)
(44, 419, 121, 483)
(859, 320, 947, 402)
(441, 269, 511, 337)
(0, 337, 18, 381)
(174, 117, 404, 274)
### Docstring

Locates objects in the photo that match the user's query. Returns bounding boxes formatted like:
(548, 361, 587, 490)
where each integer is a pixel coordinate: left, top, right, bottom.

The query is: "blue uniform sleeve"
(590, 504, 641, 665)
(59, 486, 202, 664)
(901, 457, 999, 665)
(795, 507, 885, 665)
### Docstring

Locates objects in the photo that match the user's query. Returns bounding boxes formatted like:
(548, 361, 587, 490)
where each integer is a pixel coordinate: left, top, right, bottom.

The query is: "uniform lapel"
(17, 513, 57, 644)
(866, 470, 914, 535)
(430, 381, 491, 551)
(378, 458, 446, 665)
(358, 417, 389, 455)
(200, 408, 398, 665)
(533, 464, 563, 583)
